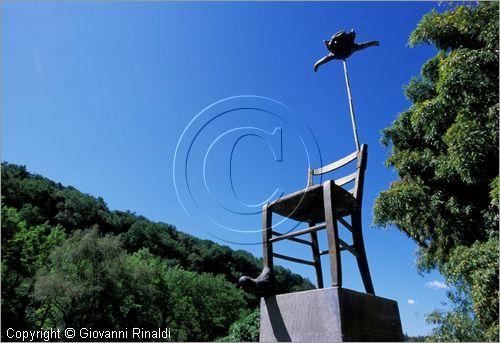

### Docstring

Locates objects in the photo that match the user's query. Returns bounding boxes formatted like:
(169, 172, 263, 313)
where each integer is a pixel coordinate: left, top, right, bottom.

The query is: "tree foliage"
(1, 162, 314, 340)
(1, 162, 313, 294)
(217, 309, 260, 342)
(33, 231, 247, 341)
(1, 204, 65, 333)
(33, 229, 160, 334)
(374, 3, 498, 341)
(159, 264, 246, 341)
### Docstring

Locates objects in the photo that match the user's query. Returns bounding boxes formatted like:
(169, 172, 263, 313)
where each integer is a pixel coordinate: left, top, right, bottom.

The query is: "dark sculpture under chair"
(238, 267, 274, 296)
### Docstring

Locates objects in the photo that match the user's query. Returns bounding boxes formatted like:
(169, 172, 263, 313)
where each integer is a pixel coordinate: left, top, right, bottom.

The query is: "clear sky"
(3, 1, 453, 337)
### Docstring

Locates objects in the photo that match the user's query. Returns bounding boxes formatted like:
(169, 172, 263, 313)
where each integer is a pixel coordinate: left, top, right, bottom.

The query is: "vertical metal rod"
(323, 180, 342, 288)
(262, 204, 274, 273)
(310, 226, 324, 289)
(342, 59, 360, 152)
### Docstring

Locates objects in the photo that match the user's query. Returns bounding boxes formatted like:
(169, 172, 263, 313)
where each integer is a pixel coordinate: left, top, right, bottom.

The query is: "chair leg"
(323, 180, 342, 288)
(262, 204, 274, 273)
(351, 210, 375, 295)
(310, 226, 324, 289)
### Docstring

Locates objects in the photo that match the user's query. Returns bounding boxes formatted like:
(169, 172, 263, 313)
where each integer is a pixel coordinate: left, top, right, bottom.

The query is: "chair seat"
(269, 181, 358, 223)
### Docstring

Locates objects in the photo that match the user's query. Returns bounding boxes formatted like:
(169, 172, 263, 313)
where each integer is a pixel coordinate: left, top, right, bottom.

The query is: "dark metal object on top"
(238, 267, 274, 296)
(313, 29, 379, 72)
(314, 29, 379, 151)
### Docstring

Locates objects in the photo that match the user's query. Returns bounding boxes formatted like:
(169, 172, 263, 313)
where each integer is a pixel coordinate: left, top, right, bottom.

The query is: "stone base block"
(260, 287, 403, 342)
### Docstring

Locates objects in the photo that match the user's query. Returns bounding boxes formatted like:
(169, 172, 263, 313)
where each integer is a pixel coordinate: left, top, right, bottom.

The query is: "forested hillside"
(1, 162, 313, 341)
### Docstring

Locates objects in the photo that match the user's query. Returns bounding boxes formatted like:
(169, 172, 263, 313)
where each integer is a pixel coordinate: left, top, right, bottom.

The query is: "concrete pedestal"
(260, 287, 403, 342)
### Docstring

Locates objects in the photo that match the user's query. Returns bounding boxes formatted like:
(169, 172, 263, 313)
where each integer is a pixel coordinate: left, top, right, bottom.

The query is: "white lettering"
(5, 328, 60, 342)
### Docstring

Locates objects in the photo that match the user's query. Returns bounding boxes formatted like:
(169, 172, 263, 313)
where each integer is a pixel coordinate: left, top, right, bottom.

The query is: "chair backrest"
(307, 144, 368, 203)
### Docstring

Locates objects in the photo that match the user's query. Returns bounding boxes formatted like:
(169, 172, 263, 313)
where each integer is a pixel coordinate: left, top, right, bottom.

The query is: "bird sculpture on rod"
(314, 29, 379, 151)
(313, 29, 379, 71)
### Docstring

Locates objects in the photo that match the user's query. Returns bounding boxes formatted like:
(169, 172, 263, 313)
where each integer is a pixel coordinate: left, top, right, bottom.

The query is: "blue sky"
(3, 1, 454, 336)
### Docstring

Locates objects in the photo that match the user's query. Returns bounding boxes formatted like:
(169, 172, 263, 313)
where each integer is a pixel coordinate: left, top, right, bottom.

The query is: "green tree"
(1, 204, 65, 336)
(2, 161, 315, 337)
(2, 162, 314, 304)
(160, 266, 247, 341)
(129, 248, 249, 341)
(34, 231, 248, 341)
(53, 187, 109, 232)
(119, 219, 184, 266)
(217, 309, 260, 342)
(33, 229, 162, 336)
(374, 3, 498, 341)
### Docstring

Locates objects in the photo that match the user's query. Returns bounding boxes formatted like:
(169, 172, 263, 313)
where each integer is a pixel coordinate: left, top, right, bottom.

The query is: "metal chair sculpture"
(259, 144, 375, 295)
(238, 30, 378, 296)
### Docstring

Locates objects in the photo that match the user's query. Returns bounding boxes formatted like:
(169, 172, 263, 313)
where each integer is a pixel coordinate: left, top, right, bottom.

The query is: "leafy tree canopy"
(1, 204, 66, 332)
(374, 2, 498, 341)
(34, 231, 247, 341)
(1, 162, 314, 340)
(217, 309, 260, 342)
